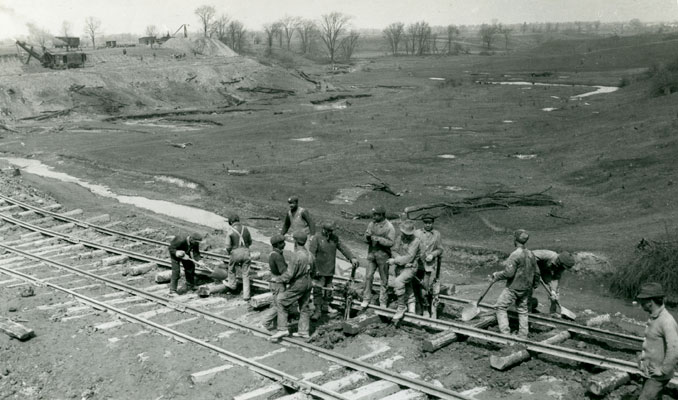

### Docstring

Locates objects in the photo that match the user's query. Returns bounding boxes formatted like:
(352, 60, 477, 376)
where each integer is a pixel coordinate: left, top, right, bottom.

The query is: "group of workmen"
(167, 196, 678, 399)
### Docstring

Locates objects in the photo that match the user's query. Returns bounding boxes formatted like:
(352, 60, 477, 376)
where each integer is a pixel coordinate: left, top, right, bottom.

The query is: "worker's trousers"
(394, 265, 417, 310)
(262, 281, 285, 329)
(312, 276, 334, 314)
(277, 277, 312, 335)
(638, 377, 669, 400)
(495, 288, 530, 338)
(364, 254, 390, 306)
(227, 258, 251, 300)
(169, 257, 195, 293)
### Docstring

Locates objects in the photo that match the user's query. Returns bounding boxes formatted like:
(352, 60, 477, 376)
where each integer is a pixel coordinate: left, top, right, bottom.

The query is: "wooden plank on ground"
(0, 316, 35, 340)
(343, 313, 381, 335)
(423, 314, 496, 352)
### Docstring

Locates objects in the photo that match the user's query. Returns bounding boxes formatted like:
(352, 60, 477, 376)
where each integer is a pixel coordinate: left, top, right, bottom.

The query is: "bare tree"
(84, 16, 102, 48)
(318, 12, 351, 65)
(263, 23, 281, 54)
(445, 24, 459, 54)
(498, 25, 512, 50)
(339, 30, 360, 61)
(479, 23, 498, 49)
(61, 21, 72, 37)
(383, 22, 405, 55)
(145, 25, 158, 37)
(212, 15, 230, 41)
(279, 16, 300, 50)
(407, 21, 431, 56)
(296, 19, 317, 54)
(195, 5, 216, 37)
(26, 23, 52, 48)
(226, 20, 246, 53)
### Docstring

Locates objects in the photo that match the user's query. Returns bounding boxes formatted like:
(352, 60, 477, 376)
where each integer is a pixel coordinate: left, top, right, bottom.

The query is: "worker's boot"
(496, 310, 511, 335)
(297, 308, 311, 339)
(407, 298, 416, 314)
(226, 267, 237, 291)
(518, 313, 529, 339)
(393, 296, 407, 321)
(269, 329, 289, 342)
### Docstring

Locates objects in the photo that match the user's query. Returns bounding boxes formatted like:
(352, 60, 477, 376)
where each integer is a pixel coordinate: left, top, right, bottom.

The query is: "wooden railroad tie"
(423, 314, 497, 352)
(490, 330, 571, 371)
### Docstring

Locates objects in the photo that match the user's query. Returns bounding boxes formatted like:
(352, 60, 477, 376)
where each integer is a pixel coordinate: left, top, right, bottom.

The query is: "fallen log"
(197, 283, 229, 297)
(490, 330, 571, 370)
(0, 316, 35, 341)
(124, 262, 156, 277)
(237, 86, 295, 96)
(343, 313, 381, 335)
(362, 170, 401, 197)
(588, 369, 631, 396)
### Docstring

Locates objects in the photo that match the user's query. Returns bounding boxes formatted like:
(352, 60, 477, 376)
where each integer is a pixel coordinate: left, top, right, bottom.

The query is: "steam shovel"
(540, 278, 577, 320)
(461, 280, 497, 322)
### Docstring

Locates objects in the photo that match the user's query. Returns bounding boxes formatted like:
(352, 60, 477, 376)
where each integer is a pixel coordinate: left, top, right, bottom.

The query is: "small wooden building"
(105, 40, 117, 48)
(138, 36, 156, 46)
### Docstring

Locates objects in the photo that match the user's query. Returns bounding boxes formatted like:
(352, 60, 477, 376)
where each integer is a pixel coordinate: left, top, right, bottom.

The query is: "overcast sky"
(2, 0, 677, 40)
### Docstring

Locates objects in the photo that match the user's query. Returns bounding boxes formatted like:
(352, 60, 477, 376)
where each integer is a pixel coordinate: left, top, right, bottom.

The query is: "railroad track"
(0, 194, 470, 400)
(0, 193, 671, 398)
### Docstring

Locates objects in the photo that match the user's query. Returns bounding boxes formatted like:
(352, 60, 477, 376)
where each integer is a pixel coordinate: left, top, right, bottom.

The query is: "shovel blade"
(461, 305, 480, 322)
(560, 306, 577, 320)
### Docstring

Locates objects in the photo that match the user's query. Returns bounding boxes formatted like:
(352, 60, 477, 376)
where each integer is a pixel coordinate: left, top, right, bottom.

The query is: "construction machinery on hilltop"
(15, 40, 86, 69)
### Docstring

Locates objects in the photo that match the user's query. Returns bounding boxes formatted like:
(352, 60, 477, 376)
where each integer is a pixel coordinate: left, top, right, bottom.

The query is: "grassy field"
(2, 32, 677, 278)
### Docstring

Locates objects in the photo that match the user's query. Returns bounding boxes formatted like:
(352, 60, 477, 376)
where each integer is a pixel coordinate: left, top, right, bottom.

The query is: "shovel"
(461, 279, 497, 322)
(540, 278, 576, 320)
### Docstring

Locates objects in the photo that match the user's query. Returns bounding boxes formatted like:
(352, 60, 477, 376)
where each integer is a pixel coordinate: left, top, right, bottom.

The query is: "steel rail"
(360, 303, 678, 384)
(0, 196, 644, 344)
(0, 261, 347, 400)
(0, 243, 470, 400)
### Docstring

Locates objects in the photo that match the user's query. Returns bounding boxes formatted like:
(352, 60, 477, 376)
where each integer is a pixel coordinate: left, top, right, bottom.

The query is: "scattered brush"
(609, 231, 678, 300)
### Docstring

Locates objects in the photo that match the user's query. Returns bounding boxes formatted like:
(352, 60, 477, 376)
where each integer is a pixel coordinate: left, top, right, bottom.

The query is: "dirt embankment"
(0, 52, 315, 121)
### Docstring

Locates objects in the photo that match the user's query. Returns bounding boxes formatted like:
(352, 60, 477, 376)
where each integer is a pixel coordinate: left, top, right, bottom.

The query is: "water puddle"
(542, 107, 558, 112)
(122, 118, 204, 131)
(311, 101, 349, 111)
(442, 126, 464, 130)
(429, 77, 445, 81)
(444, 186, 466, 191)
(329, 187, 370, 205)
(503, 120, 514, 123)
(478, 81, 619, 99)
(291, 137, 316, 142)
(438, 154, 456, 159)
(550, 96, 560, 99)
(513, 154, 537, 160)
(153, 175, 198, 189)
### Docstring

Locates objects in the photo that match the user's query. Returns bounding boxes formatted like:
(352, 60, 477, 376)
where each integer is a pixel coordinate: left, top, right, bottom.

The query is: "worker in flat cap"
(491, 229, 540, 338)
(224, 214, 253, 300)
(530, 250, 576, 315)
(362, 205, 396, 309)
(414, 214, 444, 318)
(636, 282, 678, 400)
(281, 196, 315, 243)
(261, 234, 288, 331)
(167, 232, 204, 297)
(309, 221, 360, 320)
(388, 220, 423, 321)
(269, 231, 313, 341)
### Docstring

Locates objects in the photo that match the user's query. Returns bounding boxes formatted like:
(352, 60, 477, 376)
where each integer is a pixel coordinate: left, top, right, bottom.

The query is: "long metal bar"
(0, 195, 645, 344)
(0, 244, 470, 400)
(0, 262, 347, 400)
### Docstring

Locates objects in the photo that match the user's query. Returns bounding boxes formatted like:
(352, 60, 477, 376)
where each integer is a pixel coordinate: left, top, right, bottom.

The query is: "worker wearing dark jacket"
(261, 235, 287, 331)
(269, 231, 313, 341)
(224, 214, 253, 300)
(531, 249, 575, 314)
(309, 221, 359, 320)
(491, 229, 539, 338)
(167, 232, 203, 296)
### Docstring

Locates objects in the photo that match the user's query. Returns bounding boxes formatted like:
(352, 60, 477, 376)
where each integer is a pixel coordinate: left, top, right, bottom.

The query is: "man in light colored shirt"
(388, 220, 422, 321)
(637, 282, 678, 400)
(491, 229, 539, 338)
(530, 249, 575, 315)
